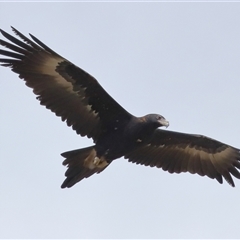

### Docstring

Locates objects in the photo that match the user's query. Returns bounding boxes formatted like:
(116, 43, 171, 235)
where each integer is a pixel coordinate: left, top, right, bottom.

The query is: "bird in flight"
(0, 27, 239, 188)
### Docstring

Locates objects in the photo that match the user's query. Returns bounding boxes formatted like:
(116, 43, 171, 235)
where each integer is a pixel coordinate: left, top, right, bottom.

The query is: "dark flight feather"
(1, 27, 240, 188)
(125, 130, 240, 186)
(0, 27, 132, 141)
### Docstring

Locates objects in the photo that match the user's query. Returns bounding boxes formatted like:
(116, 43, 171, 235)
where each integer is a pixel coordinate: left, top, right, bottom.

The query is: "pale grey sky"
(1, 2, 240, 238)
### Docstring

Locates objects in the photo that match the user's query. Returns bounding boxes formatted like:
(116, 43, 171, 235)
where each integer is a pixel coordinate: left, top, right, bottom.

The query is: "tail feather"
(61, 146, 109, 188)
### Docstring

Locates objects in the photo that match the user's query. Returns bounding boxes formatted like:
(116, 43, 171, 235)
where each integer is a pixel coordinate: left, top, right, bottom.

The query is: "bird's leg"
(93, 156, 108, 168)
(93, 156, 101, 165)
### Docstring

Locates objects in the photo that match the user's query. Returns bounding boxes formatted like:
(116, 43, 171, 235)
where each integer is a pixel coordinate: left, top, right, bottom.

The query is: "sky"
(1, 2, 240, 239)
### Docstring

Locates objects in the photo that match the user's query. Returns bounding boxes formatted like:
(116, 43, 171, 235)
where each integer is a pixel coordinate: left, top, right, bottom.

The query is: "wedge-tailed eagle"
(0, 27, 239, 188)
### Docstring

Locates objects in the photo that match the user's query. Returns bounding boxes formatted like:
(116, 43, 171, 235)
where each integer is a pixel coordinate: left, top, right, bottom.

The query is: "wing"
(0, 27, 132, 141)
(125, 129, 240, 187)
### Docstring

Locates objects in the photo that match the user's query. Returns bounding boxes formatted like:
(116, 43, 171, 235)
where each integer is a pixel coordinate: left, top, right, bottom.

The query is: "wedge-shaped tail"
(61, 146, 109, 188)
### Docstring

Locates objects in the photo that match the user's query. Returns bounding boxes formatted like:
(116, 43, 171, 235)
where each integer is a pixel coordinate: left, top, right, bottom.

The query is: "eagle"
(0, 27, 240, 188)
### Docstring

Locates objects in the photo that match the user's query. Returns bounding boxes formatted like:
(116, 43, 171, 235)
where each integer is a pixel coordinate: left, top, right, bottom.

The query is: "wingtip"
(10, 26, 17, 34)
(0, 28, 7, 36)
(0, 26, 17, 35)
(10, 26, 23, 38)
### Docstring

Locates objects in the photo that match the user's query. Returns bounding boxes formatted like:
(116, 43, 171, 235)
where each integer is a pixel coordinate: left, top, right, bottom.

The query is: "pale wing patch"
(38, 55, 76, 92)
(35, 52, 98, 117)
(160, 144, 237, 169)
(38, 55, 63, 76)
(126, 142, 239, 178)
(38, 56, 99, 119)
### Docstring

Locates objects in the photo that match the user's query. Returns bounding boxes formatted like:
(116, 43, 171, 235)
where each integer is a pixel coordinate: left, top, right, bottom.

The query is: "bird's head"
(143, 114, 169, 128)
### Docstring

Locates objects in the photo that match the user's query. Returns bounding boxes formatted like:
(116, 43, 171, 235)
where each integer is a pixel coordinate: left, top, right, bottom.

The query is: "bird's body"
(95, 115, 167, 159)
(1, 27, 240, 188)
(62, 114, 168, 188)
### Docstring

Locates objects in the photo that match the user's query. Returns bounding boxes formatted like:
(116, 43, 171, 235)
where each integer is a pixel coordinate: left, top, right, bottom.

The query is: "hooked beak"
(159, 118, 169, 128)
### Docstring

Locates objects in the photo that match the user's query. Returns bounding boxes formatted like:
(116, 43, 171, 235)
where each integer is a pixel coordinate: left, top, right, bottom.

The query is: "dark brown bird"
(0, 27, 240, 188)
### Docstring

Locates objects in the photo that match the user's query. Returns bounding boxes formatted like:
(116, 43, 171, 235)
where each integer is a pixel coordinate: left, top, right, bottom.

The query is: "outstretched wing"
(0, 27, 132, 141)
(125, 129, 240, 186)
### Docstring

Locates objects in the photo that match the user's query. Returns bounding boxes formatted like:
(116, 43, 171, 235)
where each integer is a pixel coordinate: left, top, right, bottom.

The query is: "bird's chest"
(95, 120, 155, 160)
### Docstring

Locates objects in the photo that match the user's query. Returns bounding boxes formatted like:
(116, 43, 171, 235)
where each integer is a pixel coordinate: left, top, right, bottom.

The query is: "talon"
(93, 157, 100, 165)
